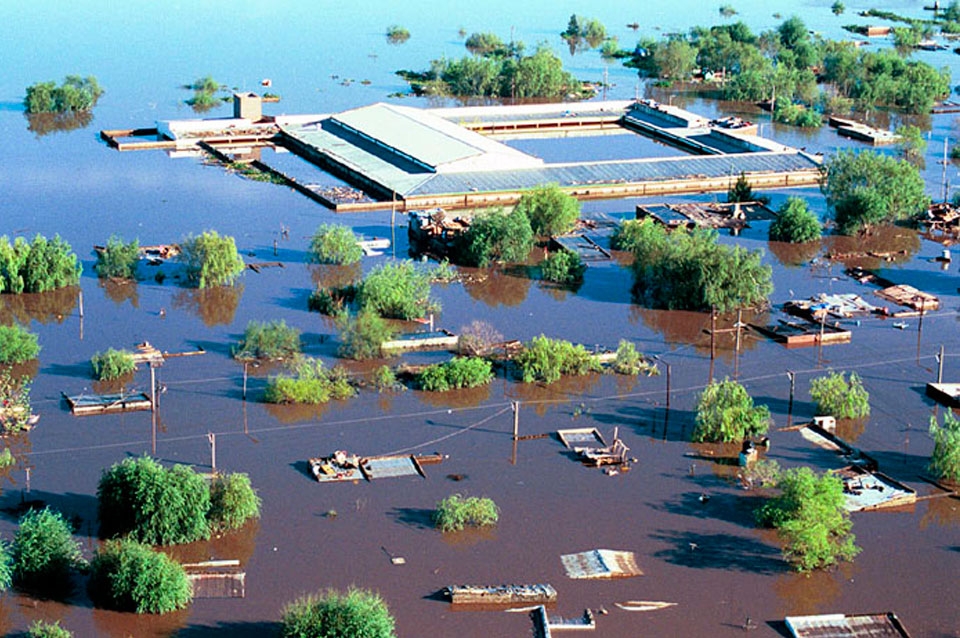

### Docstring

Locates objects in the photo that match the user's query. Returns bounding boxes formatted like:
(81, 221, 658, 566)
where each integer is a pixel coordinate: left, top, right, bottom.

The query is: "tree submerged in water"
(24, 75, 103, 114)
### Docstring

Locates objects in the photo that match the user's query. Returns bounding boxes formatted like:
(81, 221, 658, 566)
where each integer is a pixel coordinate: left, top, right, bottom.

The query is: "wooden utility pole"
(938, 345, 945, 383)
(710, 306, 717, 361)
(665, 362, 672, 409)
(243, 361, 248, 401)
(207, 433, 216, 471)
(512, 402, 520, 441)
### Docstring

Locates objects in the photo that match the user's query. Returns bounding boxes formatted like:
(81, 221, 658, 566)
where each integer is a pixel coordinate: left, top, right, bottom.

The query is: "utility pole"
(512, 402, 520, 441)
(208, 433, 217, 471)
(938, 344, 945, 383)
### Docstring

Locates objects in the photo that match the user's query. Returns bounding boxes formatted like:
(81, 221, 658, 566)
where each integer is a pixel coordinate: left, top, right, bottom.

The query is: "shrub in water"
(308, 224, 363, 265)
(0, 371, 33, 433)
(612, 340, 658, 376)
(434, 494, 499, 532)
(12, 507, 84, 593)
(514, 335, 601, 384)
(929, 410, 960, 483)
(358, 261, 437, 320)
(417, 357, 493, 391)
(90, 348, 136, 381)
(264, 356, 355, 404)
(233, 319, 301, 361)
(27, 620, 72, 638)
(769, 197, 821, 243)
(94, 235, 140, 279)
(692, 378, 771, 443)
(540, 251, 586, 285)
(809, 371, 869, 419)
(0, 324, 40, 364)
(454, 207, 534, 267)
(178, 230, 244, 288)
(208, 472, 262, 532)
(89, 538, 192, 614)
(0, 234, 81, 294)
(337, 310, 396, 360)
(281, 587, 396, 638)
(515, 183, 580, 237)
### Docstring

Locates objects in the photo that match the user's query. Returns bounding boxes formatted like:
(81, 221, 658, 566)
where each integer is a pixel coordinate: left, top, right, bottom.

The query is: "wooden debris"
(247, 261, 284, 273)
(614, 601, 677, 612)
(875, 284, 939, 312)
(307, 451, 434, 483)
(445, 584, 557, 606)
(64, 392, 152, 416)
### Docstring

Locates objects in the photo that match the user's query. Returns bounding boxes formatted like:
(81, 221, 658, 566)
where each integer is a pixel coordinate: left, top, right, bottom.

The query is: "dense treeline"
(627, 16, 949, 115)
(0, 235, 82, 294)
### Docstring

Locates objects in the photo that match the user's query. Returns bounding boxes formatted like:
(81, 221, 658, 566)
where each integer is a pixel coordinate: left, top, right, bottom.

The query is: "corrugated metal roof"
(560, 549, 643, 579)
(785, 613, 912, 637)
(407, 152, 820, 197)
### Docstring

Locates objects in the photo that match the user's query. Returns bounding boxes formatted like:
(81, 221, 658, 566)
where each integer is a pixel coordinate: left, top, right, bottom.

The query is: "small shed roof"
(560, 549, 642, 579)
(785, 612, 912, 637)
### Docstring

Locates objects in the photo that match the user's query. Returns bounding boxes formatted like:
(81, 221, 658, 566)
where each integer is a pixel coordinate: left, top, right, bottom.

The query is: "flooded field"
(1, 1, 960, 636)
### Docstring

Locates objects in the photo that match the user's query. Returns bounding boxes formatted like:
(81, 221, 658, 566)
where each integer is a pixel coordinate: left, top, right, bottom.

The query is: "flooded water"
(2, 1, 960, 636)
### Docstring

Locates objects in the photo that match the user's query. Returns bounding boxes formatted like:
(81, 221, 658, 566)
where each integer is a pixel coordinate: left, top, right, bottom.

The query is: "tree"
(27, 620, 72, 638)
(514, 335, 601, 384)
(97, 456, 211, 546)
(358, 261, 436, 320)
(727, 172, 768, 204)
(692, 378, 771, 442)
(809, 371, 870, 419)
(653, 39, 698, 81)
(308, 224, 363, 265)
(769, 197, 821, 243)
(264, 356, 355, 404)
(386, 25, 410, 44)
(0, 540, 12, 592)
(515, 184, 580, 237)
(233, 319, 301, 360)
(928, 411, 960, 483)
(612, 340, 658, 376)
(455, 207, 534, 267)
(540, 251, 586, 285)
(831, 0, 845, 15)
(756, 466, 860, 572)
(896, 124, 927, 168)
(89, 538, 192, 614)
(434, 494, 499, 532)
(208, 472, 262, 532)
(0, 234, 81, 294)
(465, 32, 507, 57)
(0, 324, 40, 364)
(90, 348, 137, 380)
(281, 588, 396, 638)
(12, 507, 84, 593)
(24, 76, 103, 113)
(94, 236, 140, 279)
(178, 231, 244, 288)
(821, 150, 930, 234)
(336, 310, 396, 360)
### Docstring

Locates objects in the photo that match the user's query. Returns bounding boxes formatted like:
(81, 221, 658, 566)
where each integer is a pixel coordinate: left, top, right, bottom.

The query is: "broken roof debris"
(560, 549, 642, 579)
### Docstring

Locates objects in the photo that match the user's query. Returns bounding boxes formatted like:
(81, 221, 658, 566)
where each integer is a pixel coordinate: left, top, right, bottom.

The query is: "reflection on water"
(919, 493, 960, 529)
(0, 287, 79, 326)
(833, 416, 867, 443)
(416, 384, 492, 409)
(506, 373, 602, 416)
(171, 284, 243, 327)
(24, 110, 93, 137)
(823, 224, 921, 269)
(772, 561, 848, 616)
(99, 279, 139, 309)
(310, 263, 362, 289)
(0, 431, 33, 490)
(767, 239, 822, 268)
(6, 359, 40, 380)
(462, 267, 532, 307)
(92, 376, 136, 395)
(91, 606, 189, 638)
(263, 398, 336, 423)
(165, 518, 260, 566)
(630, 306, 766, 360)
(439, 525, 497, 548)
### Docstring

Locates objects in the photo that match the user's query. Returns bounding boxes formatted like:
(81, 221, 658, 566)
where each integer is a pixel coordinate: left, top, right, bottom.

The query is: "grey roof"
(405, 152, 821, 197)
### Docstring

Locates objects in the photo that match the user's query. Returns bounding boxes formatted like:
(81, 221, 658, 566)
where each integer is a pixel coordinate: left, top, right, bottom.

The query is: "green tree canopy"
(178, 230, 244, 288)
(693, 378, 771, 442)
(13, 507, 84, 594)
(455, 207, 534, 267)
(809, 371, 870, 419)
(514, 335, 601, 384)
(821, 150, 930, 234)
(94, 236, 140, 279)
(281, 587, 396, 638)
(89, 538, 192, 614)
(358, 261, 436, 320)
(769, 197, 822, 243)
(929, 410, 960, 483)
(308, 224, 363, 265)
(0, 324, 40, 365)
(515, 184, 580, 237)
(756, 466, 860, 572)
(208, 472, 262, 532)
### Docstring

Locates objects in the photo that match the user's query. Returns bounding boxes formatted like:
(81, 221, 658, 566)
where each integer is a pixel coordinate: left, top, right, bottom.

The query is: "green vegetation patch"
(0, 371, 33, 434)
(13, 507, 84, 594)
(89, 538, 192, 614)
(336, 310, 396, 360)
(358, 261, 437, 320)
(769, 197, 822, 243)
(516, 184, 580, 237)
(0, 234, 82, 294)
(27, 620, 72, 638)
(281, 587, 396, 638)
(434, 494, 499, 532)
(90, 348, 137, 381)
(454, 207, 534, 267)
(0, 324, 40, 364)
(178, 230, 244, 289)
(94, 236, 140, 280)
(264, 356, 355, 404)
(693, 378, 771, 442)
(809, 371, 870, 419)
(514, 335, 601, 384)
(233, 319, 301, 361)
(24, 75, 103, 114)
(308, 224, 363, 265)
(208, 472, 262, 532)
(417, 357, 493, 391)
(929, 410, 960, 483)
(540, 251, 586, 285)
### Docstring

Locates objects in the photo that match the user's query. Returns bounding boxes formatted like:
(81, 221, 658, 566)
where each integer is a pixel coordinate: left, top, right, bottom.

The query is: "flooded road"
(2, 1, 960, 636)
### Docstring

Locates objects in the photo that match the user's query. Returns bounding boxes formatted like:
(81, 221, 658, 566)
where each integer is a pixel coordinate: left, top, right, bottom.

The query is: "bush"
(417, 357, 493, 391)
(358, 261, 436, 320)
(386, 24, 410, 44)
(372, 365, 402, 392)
(337, 310, 396, 360)
(97, 457, 210, 546)
(755, 466, 859, 572)
(0, 234, 82, 294)
(281, 587, 396, 638)
(627, 220, 772, 312)
(234, 319, 301, 361)
(809, 371, 869, 419)
(90, 348, 137, 381)
(769, 198, 822, 243)
(692, 378, 771, 442)
(178, 231, 244, 288)
(94, 236, 140, 279)
(458, 320, 503, 356)
(612, 340, 658, 376)
(264, 356, 355, 404)
(929, 410, 960, 483)
(89, 538, 192, 614)
(515, 184, 580, 237)
(434, 494, 499, 532)
(514, 335, 601, 384)
(540, 251, 586, 285)
(208, 472, 261, 532)
(24, 76, 103, 113)
(0, 324, 40, 364)
(454, 207, 534, 267)
(727, 172, 769, 205)
(308, 284, 358, 315)
(0, 371, 33, 433)
(0, 541, 11, 592)
(308, 224, 363, 265)
(27, 620, 72, 638)
(13, 507, 83, 592)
